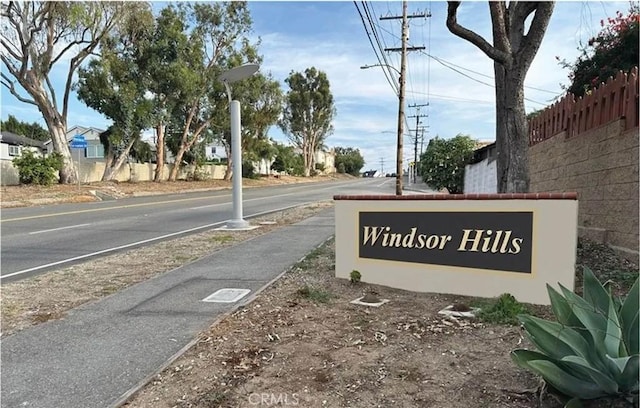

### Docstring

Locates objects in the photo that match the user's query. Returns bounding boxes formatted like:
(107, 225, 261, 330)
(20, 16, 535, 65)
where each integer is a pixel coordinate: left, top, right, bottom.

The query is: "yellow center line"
(1, 195, 226, 223)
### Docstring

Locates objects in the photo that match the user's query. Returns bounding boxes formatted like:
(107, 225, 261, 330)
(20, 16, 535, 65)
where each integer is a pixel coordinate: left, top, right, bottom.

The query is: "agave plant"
(511, 267, 639, 407)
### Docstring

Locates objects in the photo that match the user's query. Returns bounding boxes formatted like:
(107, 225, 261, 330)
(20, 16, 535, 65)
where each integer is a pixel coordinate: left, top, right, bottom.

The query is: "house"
(315, 148, 336, 174)
(0, 130, 45, 160)
(44, 125, 106, 159)
(1, 130, 46, 185)
(463, 141, 497, 194)
(204, 143, 227, 162)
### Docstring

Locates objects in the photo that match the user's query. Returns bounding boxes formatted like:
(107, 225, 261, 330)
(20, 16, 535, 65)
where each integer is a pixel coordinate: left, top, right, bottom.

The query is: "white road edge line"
(1, 201, 321, 280)
(29, 223, 92, 235)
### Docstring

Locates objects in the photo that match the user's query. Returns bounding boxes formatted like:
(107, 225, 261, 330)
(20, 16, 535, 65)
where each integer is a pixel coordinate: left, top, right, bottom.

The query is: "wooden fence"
(529, 67, 639, 145)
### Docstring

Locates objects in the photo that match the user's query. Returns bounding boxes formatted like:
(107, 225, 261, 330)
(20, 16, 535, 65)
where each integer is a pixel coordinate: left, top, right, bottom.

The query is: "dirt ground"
(1, 176, 638, 408)
(120, 237, 638, 408)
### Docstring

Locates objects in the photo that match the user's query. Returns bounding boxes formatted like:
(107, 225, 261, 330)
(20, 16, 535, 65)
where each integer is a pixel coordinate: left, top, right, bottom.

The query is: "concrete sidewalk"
(404, 181, 439, 194)
(1, 210, 335, 408)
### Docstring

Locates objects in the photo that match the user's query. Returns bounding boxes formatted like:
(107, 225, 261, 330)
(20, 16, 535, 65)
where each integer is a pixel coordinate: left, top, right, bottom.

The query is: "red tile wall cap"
(333, 192, 578, 200)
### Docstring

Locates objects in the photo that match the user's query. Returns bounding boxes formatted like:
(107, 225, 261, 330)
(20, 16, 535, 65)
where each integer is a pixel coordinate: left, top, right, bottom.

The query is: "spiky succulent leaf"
(561, 355, 619, 394)
(582, 267, 612, 316)
(518, 315, 592, 360)
(620, 277, 639, 355)
(511, 349, 555, 369)
(559, 284, 608, 348)
(604, 296, 625, 357)
(527, 360, 608, 399)
(547, 284, 584, 328)
(564, 397, 584, 408)
(619, 355, 639, 392)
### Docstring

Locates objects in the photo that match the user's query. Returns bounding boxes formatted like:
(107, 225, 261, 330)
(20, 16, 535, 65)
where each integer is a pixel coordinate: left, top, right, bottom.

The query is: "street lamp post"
(361, 63, 405, 195)
(218, 64, 260, 229)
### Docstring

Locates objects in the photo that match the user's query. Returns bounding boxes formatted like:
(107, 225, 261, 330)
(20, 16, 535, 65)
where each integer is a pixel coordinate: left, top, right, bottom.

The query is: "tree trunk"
(168, 147, 185, 181)
(48, 123, 78, 184)
(24, 73, 78, 184)
(224, 143, 232, 181)
(153, 123, 165, 182)
(303, 150, 310, 177)
(102, 138, 136, 181)
(494, 63, 529, 193)
(101, 145, 116, 181)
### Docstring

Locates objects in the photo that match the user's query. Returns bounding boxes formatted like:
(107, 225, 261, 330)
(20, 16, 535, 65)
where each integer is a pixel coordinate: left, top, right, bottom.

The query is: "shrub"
(475, 293, 529, 325)
(241, 160, 259, 179)
(12, 151, 63, 185)
(350, 270, 362, 284)
(511, 267, 639, 406)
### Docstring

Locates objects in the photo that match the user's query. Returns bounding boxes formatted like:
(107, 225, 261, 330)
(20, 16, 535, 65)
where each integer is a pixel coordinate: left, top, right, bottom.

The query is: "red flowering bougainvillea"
(559, 4, 639, 97)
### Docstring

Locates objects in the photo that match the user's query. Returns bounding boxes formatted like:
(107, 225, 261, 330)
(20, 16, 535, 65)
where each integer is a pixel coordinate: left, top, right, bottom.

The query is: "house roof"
(43, 125, 107, 145)
(0, 131, 45, 148)
(469, 141, 496, 164)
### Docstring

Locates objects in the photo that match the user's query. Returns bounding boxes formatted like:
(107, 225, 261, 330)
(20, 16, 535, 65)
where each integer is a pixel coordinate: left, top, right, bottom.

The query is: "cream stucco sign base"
(334, 196, 579, 305)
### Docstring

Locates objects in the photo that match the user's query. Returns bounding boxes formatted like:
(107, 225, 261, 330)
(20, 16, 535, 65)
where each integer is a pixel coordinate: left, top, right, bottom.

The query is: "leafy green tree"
(12, 150, 63, 185)
(270, 142, 302, 175)
(76, 6, 155, 181)
(419, 134, 476, 194)
(279, 67, 336, 177)
(1, 1, 145, 184)
(334, 147, 365, 176)
(558, 4, 639, 97)
(130, 139, 153, 164)
(167, 2, 257, 182)
(0, 115, 49, 141)
(139, 6, 194, 181)
(446, 2, 554, 193)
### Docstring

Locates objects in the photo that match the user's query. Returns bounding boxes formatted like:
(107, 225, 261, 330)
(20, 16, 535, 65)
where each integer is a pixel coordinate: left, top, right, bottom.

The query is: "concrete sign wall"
(334, 193, 579, 305)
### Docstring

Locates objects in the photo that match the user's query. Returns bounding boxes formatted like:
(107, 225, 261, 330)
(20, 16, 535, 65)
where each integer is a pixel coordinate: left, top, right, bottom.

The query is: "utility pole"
(379, 157, 385, 174)
(408, 104, 428, 184)
(382, 2, 427, 195)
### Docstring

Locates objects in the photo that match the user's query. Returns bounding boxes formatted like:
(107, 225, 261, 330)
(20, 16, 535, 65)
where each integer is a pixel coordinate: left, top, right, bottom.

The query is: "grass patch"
(295, 239, 335, 270)
(296, 285, 333, 303)
(209, 235, 234, 244)
(472, 293, 529, 325)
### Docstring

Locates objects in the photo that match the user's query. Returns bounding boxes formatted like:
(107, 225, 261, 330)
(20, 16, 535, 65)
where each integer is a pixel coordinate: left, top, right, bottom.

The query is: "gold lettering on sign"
(458, 229, 523, 254)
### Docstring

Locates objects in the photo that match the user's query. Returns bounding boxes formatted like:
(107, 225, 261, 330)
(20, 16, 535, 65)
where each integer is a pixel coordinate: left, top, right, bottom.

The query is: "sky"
(0, 1, 631, 172)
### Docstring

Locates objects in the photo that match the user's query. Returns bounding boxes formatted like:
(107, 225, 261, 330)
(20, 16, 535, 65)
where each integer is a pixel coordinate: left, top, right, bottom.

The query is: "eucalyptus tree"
(446, 1, 554, 192)
(1, 1, 144, 183)
(166, 1, 258, 182)
(76, 6, 155, 181)
(279, 67, 336, 177)
(141, 5, 198, 181)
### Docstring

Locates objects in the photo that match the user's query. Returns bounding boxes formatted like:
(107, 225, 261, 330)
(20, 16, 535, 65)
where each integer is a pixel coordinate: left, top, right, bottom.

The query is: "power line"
(362, 1, 400, 94)
(353, 1, 399, 95)
(373, 21, 560, 98)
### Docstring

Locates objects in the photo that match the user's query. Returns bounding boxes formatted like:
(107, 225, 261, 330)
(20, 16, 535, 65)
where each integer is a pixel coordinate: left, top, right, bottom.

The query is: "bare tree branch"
(517, 2, 555, 71)
(0, 38, 22, 60)
(488, 2, 510, 53)
(1, 72, 37, 105)
(446, 1, 510, 65)
(45, 74, 58, 112)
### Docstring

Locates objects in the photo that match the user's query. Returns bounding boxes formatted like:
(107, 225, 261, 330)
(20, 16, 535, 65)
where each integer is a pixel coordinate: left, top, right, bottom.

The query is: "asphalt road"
(1, 177, 395, 282)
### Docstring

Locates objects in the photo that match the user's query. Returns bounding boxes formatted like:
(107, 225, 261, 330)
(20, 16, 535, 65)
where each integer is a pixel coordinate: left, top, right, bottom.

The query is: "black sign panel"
(358, 211, 533, 273)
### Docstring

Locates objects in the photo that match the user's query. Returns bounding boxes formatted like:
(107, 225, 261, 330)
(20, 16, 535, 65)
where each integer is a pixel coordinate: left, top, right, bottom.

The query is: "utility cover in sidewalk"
(202, 288, 251, 303)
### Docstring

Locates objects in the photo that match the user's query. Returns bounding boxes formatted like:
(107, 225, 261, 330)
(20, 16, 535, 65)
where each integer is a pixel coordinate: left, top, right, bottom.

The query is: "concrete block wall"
(528, 119, 639, 262)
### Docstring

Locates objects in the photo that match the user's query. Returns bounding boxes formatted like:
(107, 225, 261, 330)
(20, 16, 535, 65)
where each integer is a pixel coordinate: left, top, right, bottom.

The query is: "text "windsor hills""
(362, 226, 524, 254)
